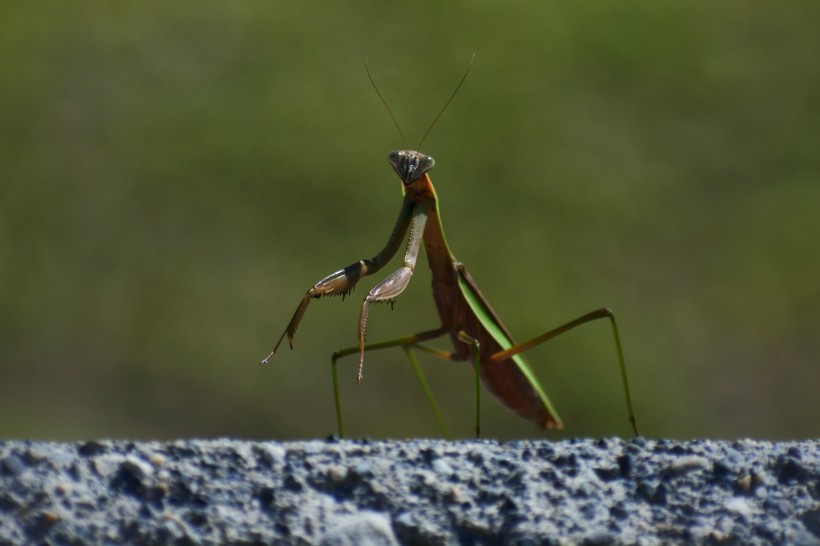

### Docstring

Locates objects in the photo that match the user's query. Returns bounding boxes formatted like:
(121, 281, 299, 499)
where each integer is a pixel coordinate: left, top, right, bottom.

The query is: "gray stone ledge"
(0, 438, 818, 545)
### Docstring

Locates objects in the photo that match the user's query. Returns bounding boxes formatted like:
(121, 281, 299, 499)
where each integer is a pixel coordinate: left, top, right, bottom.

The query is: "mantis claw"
(260, 352, 274, 366)
(261, 319, 295, 365)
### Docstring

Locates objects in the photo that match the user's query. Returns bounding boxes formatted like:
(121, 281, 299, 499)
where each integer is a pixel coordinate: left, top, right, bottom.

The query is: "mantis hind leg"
(489, 308, 640, 436)
(331, 328, 450, 437)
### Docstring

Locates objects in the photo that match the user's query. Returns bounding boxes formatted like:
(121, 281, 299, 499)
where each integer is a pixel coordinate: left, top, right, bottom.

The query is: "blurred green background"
(1, 2, 818, 441)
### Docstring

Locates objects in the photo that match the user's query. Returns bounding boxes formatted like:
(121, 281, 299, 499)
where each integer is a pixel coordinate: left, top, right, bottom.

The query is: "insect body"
(262, 58, 638, 437)
(263, 148, 639, 437)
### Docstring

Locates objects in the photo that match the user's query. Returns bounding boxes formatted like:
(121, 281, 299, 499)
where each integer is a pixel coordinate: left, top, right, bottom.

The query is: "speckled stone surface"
(1, 438, 818, 545)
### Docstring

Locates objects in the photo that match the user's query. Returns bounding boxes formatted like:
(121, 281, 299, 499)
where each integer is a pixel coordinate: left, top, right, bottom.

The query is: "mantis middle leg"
(331, 327, 452, 437)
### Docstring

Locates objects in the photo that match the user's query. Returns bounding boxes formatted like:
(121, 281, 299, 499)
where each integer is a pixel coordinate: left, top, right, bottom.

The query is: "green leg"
(457, 330, 481, 439)
(489, 307, 640, 437)
(331, 356, 344, 437)
(331, 328, 448, 437)
(404, 347, 450, 438)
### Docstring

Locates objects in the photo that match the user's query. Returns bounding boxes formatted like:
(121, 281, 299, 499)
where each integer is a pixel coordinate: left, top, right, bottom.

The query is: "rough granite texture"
(0, 438, 818, 545)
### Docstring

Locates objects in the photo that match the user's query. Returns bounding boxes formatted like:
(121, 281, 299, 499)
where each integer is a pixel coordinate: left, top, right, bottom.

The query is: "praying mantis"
(262, 58, 639, 438)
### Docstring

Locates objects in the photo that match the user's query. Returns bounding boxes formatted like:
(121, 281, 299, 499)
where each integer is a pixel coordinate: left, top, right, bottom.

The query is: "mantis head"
(388, 150, 435, 185)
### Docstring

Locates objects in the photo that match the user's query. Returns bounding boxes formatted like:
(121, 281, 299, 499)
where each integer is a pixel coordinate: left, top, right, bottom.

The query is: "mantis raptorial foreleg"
(261, 196, 416, 365)
(356, 201, 430, 381)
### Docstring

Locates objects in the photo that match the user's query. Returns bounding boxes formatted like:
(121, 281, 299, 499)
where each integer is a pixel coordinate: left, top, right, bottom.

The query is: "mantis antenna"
(365, 54, 476, 149)
(365, 57, 407, 146)
(418, 52, 476, 149)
